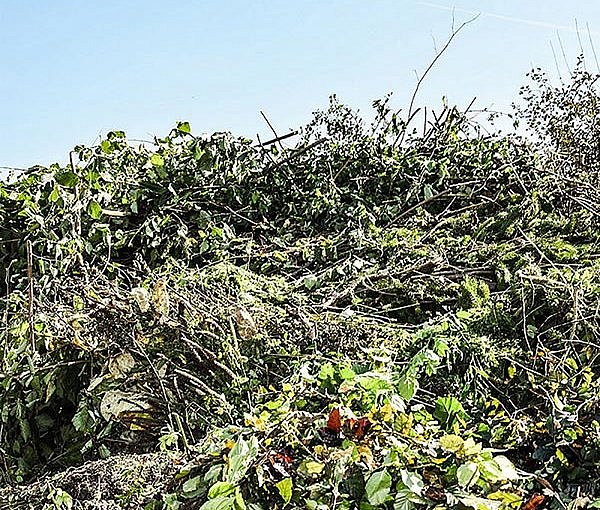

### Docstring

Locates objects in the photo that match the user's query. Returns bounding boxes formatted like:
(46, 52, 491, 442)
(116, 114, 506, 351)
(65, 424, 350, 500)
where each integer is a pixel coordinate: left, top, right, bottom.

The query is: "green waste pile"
(1, 61, 599, 509)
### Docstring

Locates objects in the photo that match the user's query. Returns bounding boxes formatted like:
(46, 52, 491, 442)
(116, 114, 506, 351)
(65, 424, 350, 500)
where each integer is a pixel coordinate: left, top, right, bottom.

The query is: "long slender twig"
(395, 14, 479, 147)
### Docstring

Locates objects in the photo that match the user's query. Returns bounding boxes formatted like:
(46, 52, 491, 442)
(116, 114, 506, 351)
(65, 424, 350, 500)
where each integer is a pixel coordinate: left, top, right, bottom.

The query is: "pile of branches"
(1, 60, 599, 507)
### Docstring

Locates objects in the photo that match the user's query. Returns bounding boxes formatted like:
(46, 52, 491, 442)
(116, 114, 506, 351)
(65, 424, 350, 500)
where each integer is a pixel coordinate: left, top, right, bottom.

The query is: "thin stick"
(260, 111, 285, 150)
(395, 13, 479, 147)
(574, 19, 585, 67)
(259, 130, 298, 147)
(556, 31, 571, 75)
(550, 40, 563, 82)
(586, 22, 600, 74)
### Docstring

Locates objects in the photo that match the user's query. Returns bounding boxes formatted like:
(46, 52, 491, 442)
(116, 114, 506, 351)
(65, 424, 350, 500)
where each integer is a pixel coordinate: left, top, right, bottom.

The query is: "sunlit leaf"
(276, 477, 292, 504)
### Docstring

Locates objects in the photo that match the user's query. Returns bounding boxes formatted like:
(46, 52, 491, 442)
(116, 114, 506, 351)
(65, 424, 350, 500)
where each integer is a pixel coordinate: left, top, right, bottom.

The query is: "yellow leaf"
(305, 461, 325, 474)
(440, 434, 465, 454)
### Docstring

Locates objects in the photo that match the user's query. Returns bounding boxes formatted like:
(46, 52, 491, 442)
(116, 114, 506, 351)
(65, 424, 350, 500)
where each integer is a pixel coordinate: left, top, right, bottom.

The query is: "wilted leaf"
(152, 279, 170, 318)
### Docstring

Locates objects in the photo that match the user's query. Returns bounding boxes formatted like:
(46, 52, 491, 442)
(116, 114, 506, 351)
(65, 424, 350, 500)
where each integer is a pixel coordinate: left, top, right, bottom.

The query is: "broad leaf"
(275, 477, 292, 504)
(365, 469, 391, 505)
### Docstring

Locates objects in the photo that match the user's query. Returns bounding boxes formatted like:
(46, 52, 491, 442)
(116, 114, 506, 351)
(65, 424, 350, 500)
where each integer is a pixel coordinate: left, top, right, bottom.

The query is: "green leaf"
(423, 184, 434, 199)
(487, 491, 522, 505)
(480, 459, 504, 482)
(208, 481, 235, 499)
(303, 275, 319, 290)
(338, 366, 355, 380)
(227, 437, 259, 484)
(233, 488, 246, 510)
(49, 186, 60, 202)
(394, 488, 426, 510)
(458, 495, 499, 510)
(199, 496, 234, 510)
(56, 171, 79, 187)
(303, 460, 325, 474)
(456, 310, 472, 320)
(456, 462, 479, 488)
(434, 396, 467, 430)
(183, 476, 202, 494)
(365, 469, 391, 505)
(177, 121, 191, 134)
(462, 438, 481, 455)
(318, 363, 335, 381)
(491, 455, 519, 480)
(72, 407, 91, 432)
(397, 376, 416, 401)
(100, 140, 113, 154)
(275, 477, 292, 504)
(151, 153, 165, 167)
(399, 470, 424, 494)
(87, 200, 102, 219)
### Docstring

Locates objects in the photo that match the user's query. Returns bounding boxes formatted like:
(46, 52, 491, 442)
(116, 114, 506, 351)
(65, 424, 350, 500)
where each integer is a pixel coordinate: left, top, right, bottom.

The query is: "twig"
(395, 14, 479, 147)
(260, 111, 287, 151)
(267, 138, 328, 171)
(388, 188, 452, 225)
(258, 130, 298, 147)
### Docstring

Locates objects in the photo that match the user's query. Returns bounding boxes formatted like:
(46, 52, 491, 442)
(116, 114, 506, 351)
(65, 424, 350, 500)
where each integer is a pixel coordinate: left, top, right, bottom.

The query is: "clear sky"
(1, 1, 600, 172)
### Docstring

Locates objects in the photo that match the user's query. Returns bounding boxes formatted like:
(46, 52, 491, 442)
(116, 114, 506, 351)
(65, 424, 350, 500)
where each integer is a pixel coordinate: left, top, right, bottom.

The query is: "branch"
(395, 13, 479, 147)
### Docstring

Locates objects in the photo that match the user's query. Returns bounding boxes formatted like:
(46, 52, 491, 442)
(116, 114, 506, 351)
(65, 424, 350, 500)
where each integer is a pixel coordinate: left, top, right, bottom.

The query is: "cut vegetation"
(0, 60, 599, 509)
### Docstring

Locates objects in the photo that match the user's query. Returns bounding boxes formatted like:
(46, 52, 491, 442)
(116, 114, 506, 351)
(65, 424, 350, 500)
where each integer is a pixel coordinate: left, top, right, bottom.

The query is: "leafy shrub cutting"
(1, 58, 599, 509)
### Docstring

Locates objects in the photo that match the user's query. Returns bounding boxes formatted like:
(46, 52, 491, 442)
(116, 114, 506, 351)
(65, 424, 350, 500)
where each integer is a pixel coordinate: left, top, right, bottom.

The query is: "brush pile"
(1, 61, 599, 509)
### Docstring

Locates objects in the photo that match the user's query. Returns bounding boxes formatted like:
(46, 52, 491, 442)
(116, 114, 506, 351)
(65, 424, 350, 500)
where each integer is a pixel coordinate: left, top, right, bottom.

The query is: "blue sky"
(1, 1, 599, 171)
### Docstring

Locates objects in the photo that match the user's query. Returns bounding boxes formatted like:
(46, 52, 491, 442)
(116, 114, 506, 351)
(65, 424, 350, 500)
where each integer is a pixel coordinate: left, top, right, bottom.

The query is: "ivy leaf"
(177, 121, 191, 134)
(365, 469, 391, 505)
(275, 477, 292, 504)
